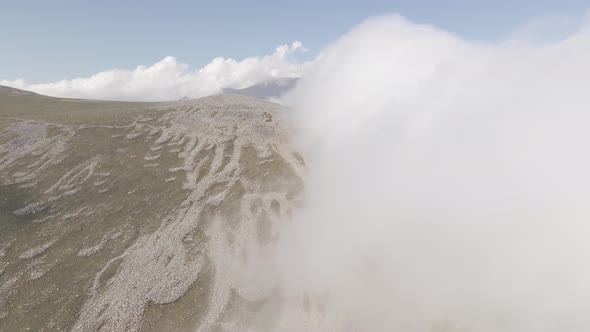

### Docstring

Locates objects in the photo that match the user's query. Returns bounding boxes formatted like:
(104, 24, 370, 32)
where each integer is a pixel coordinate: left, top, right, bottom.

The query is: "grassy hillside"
(0, 87, 303, 331)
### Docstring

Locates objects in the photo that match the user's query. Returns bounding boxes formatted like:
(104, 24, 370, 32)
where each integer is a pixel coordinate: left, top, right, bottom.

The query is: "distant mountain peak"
(222, 77, 299, 100)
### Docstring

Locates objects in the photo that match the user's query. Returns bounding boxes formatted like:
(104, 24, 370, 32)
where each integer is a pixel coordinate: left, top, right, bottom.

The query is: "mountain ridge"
(0, 85, 40, 96)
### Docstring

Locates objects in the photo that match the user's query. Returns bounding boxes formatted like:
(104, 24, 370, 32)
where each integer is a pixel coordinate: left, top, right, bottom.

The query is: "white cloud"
(269, 14, 590, 331)
(0, 41, 310, 101)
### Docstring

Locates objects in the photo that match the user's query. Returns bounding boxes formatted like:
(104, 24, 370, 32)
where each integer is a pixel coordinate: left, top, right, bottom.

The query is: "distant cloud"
(0, 41, 310, 101)
(510, 14, 582, 42)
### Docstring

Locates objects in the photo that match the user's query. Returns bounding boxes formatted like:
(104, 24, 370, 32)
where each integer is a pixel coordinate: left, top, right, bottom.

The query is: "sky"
(0, 0, 588, 100)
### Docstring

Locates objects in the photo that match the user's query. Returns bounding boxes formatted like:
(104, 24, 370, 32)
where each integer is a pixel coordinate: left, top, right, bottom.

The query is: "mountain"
(222, 77, 299, 100)
(0, 85, 39, 96)
(0, 88, 303, 331)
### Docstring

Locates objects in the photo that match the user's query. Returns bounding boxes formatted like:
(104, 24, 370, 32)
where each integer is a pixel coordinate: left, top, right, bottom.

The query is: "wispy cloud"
(1, 41, 310, 101)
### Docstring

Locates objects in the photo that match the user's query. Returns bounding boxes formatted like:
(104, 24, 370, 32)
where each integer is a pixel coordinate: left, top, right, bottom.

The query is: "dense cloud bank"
(1, 42, 309, 101)
(275, 14, 590, 331)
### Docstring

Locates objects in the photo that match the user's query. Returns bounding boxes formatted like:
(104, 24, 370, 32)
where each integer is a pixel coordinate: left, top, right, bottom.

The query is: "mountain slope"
(0, 89, 303, 331)
(0, 85, 39, 96)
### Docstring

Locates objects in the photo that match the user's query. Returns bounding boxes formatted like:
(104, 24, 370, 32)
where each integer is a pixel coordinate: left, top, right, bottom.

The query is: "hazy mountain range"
(223, 77, 298, 100)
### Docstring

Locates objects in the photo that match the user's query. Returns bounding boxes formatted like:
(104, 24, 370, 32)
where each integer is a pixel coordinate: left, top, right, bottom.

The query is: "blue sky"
(1, 0, 587, 83)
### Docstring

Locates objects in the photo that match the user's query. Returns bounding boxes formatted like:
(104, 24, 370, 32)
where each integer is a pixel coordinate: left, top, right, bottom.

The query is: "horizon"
(1, 1, 589, 101)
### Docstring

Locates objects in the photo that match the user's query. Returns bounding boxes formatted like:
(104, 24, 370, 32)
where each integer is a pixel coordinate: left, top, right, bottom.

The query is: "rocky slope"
(0, 87, 303, 331)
